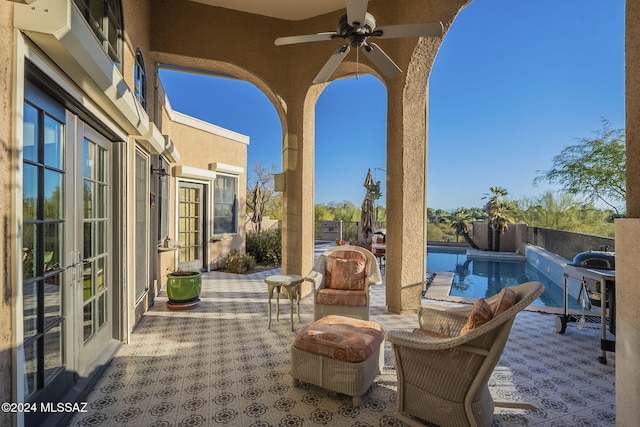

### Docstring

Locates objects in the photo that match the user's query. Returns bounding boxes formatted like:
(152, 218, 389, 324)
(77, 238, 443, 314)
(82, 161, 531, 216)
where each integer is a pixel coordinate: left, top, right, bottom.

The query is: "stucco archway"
(149, 0, 472, 309)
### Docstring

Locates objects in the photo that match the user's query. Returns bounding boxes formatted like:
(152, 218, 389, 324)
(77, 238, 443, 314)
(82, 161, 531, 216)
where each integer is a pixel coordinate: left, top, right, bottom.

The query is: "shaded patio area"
(67, 266, 615, 427)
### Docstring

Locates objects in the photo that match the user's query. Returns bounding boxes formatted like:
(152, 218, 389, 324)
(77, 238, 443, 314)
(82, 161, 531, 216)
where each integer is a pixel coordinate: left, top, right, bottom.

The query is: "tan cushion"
(326, 253, 366, 290)
(316, 288, 367, 306)
(460, 298, 493, 335)
(491, 287, 517, 317)
(294, 315, 384, 363)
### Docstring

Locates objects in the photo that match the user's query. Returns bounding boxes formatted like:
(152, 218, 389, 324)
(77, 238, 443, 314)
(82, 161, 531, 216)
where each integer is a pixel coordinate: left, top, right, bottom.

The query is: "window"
(213, 175, 238, 234)
(134, 50, 147, 110)
(72, 0, 123, 71)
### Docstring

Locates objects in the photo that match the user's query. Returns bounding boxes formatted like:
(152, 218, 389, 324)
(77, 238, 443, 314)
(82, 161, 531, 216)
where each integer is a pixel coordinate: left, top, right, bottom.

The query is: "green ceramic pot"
(166, 271, 202, 302)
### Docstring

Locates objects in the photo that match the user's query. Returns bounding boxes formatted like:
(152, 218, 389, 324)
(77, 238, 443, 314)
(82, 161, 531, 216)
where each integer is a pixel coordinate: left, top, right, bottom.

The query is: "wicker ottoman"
(290, 315, 385, 406)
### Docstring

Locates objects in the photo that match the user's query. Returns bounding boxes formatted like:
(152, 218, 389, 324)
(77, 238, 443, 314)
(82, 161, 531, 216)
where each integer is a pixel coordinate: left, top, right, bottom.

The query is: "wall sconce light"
(151, 165, 170, 178)
(274, 172, 286, 192)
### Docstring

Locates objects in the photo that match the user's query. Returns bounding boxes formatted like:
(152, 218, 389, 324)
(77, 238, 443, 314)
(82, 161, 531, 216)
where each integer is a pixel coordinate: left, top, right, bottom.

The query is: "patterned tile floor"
(67, 267, 615, 427)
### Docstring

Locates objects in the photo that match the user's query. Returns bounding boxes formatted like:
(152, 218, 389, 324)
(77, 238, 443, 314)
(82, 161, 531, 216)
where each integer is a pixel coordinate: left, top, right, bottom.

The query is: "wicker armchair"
(386, 281, 544, 427)
(306, 245, 382, 321)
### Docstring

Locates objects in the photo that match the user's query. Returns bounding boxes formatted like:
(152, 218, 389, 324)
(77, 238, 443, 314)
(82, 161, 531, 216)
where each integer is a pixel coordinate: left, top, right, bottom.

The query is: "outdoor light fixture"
(274, 172, 286, 192)
(151, 165, 169, 178)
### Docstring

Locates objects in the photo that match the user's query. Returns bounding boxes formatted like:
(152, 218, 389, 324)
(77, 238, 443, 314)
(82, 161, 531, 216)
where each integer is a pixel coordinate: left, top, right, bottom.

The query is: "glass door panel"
(81, 136, 109, 343)
(178, 182, 204, 271)
(21, 97, 65, 401)
(134, 149, 149, 301)
(73, 122, 112, 378)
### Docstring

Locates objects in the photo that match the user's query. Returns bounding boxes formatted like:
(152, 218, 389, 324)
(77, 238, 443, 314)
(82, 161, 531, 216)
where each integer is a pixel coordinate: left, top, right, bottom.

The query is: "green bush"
(223, 251, 256, 274)
(246, 228, 282, 266)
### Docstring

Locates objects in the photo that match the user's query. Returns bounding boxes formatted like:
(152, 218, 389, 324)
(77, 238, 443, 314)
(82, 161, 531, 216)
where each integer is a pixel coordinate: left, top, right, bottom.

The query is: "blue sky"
(158, 0, 625, 211)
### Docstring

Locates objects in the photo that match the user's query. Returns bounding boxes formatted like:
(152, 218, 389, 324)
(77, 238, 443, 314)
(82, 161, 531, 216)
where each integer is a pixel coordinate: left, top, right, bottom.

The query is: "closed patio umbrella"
(251, 182, 263, 232)
(361, 169, 375, 242)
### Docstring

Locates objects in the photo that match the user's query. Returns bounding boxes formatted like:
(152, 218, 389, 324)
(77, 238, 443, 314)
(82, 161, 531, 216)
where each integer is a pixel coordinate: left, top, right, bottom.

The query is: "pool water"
(427, 247, 581, 310)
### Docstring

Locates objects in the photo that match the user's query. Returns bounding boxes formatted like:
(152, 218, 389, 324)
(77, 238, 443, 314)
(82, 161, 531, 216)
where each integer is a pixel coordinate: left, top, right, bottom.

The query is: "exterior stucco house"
(1, 1, 249, 425)
(1, 1, 640, 426)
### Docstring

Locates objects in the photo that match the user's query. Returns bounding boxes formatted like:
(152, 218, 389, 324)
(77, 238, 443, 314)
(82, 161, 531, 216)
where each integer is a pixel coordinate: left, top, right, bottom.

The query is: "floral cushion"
(316, 288, 367, 306)
(460, 298, 493, 335)
(294, 315, 384, 363)
(491, 287, 517, 317)
(326, 251, 367, 290)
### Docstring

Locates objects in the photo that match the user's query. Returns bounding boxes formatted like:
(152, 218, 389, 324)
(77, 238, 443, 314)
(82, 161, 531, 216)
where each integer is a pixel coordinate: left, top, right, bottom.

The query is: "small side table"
(265, 274, 304, 331)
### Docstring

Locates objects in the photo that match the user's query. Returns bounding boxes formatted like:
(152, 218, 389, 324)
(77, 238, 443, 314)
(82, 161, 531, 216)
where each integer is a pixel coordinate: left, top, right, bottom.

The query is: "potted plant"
(166, 269, 202, 310)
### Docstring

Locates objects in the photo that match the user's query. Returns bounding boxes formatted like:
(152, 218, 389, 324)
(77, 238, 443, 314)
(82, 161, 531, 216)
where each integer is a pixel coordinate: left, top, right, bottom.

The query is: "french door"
(22, 81, 113, 415)
(22, 87, 69, 407)
(73, 123, 112, 374)
(178, 182, 205, 271)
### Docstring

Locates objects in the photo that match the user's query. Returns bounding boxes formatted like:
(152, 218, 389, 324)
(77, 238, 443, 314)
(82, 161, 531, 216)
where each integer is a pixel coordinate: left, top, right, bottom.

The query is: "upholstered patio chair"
(306, 245, 383, 321)
(386, 281, 544, 427)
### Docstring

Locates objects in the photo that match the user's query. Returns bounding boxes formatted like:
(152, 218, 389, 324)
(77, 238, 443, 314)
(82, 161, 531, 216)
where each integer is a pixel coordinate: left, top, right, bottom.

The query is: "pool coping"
(423, 269, 584, 316)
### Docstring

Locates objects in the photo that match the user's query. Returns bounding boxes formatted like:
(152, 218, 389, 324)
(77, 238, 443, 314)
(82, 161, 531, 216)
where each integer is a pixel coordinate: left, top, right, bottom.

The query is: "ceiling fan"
(274, 0, 443, 84)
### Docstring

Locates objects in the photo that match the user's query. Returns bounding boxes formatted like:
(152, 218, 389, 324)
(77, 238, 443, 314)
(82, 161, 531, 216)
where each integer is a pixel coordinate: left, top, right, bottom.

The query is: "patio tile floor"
(67, 266, 615, 427)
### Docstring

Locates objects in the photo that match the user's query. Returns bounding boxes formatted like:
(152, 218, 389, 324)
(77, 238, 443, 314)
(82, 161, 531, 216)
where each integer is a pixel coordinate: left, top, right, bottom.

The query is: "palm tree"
(450, 208, 480, 249)
(483, 187, 513, 251)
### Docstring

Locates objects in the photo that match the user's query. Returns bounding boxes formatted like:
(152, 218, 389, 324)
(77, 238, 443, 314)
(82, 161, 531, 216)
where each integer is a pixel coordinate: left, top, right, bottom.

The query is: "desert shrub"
(223, 251, 256, 274)
(246, 228, 282, 266)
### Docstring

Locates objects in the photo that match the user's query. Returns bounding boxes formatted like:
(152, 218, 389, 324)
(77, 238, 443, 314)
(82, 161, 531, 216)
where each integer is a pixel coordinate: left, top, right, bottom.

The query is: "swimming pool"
(426, 246, 581, 310)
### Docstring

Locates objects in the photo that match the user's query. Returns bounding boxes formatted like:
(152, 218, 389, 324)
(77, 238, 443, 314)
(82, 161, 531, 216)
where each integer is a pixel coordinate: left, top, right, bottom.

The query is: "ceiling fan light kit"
(274, 0, 443, 84)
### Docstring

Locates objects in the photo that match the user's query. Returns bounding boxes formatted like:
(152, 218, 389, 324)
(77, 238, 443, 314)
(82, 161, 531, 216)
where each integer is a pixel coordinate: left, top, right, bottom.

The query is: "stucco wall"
(472, 222, 527, 253)
(123, 0, 161, 125)
(171, 121, 247, 169)
(158, 99, 248, 274)
(0, 2, 14, 424)
(528, 227, 614, 260)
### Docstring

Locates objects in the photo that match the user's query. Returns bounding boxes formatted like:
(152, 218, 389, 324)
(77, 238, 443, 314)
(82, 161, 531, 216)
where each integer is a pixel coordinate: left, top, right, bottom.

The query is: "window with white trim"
(72, 0, 123, 71)
(213, 175, 238, 234)
(134, 50, 147, 110)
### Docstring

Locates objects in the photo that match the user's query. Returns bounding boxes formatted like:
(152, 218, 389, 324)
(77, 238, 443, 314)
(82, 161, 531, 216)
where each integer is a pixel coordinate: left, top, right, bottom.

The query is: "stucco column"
(0, 3, 14, 426)
(615, 1, 640, 424)
(385, 74, 429, 314)
(280, 84, 321, 278)
(614, 220, 640, 424)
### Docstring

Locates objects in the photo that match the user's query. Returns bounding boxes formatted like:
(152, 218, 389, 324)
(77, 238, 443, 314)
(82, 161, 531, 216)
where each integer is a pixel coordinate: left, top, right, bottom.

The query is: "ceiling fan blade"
(375, 22, 444, 39)
(363, 43, 401, 78)
(313, 45, 351, 84)
(346, 0, 369, 28)
(274, 32, 337, 46)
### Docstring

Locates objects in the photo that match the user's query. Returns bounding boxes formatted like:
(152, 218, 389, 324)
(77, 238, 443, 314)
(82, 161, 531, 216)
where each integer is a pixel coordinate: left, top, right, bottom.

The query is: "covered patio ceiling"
(188, 0, 357, 21)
